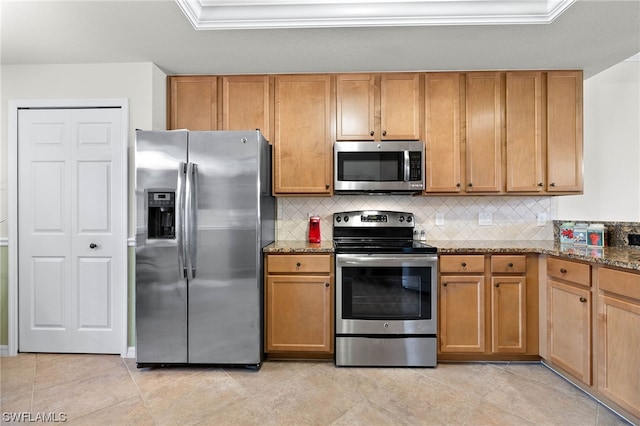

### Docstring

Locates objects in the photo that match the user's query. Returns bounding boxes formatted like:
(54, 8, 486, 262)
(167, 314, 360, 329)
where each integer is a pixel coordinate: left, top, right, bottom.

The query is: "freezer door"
(135, 130, 189, 364)
(187, 131, 265, 365)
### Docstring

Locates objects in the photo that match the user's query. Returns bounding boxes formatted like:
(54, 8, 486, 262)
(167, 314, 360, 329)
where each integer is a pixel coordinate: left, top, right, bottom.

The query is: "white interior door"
(18, 107, 125, 353)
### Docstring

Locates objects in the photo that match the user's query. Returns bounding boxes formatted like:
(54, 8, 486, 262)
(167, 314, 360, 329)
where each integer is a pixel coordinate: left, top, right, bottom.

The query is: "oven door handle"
(337, 254, 437, 267)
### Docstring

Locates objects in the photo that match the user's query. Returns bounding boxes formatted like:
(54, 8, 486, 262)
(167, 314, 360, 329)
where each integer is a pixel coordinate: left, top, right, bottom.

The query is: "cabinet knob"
(550, 183, 556, 187)
(538, 182, 544, 187)
(370, 131, 374, 136)
(456, 183, 461, 188)
(560, 268, 567, 274)
(325, 184, 330, 189)
(495, 283, 500, 288)
(442, 282, 448, 287)
(461, 262, 467, 267)
(296, 262, 301, 268)
(508, 263, 514, 268)
(468, 183, 473, 187)
(325, 282, 330, 288)
(579, 297, 587, 303)
(382, 130, 387, 136)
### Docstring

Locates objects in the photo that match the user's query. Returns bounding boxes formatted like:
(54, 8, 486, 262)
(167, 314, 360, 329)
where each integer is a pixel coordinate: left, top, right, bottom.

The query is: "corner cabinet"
(264, 254, 334, 357)
(336, 73, 421, 141)
(273, 74, 333, 195)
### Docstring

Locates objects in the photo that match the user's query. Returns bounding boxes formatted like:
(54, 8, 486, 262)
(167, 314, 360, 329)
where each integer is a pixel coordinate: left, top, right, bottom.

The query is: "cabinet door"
(274, 75, 332, 194)
(548, 279, 591, 385)
(380, 73, 421, 140)
(505, 72, 544, 192)
(425, 73, 462, 193)
(465, 72, 502, 192)
(439, 275, 486, 353)
(265, 275, 332, 353)
(546, 71, 583, 192)
(491, 276, 527, 353)
(169, 76, 217, 130)
(598, 294, 640, 418)
(336, 74, 375, 140)
(221, 75, 271, 140)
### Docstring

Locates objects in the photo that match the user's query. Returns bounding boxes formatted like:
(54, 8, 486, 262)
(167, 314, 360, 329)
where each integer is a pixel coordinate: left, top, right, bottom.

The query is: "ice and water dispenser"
(147, 191, 175, 239)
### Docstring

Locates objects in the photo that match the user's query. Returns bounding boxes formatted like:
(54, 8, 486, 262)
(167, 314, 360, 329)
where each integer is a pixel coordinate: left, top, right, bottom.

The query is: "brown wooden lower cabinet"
(546, 257, 592, 385)
(264, 253, 334, 357)
(596, 267, 640, 419)
(438, 254, 538, 360)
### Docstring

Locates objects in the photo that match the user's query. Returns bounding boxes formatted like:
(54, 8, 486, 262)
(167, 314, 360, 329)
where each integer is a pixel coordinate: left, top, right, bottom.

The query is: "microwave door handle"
(404, 150, 410, 182)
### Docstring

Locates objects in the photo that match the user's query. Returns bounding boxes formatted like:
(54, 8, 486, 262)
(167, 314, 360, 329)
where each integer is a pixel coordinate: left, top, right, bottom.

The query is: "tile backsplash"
(277, 196, 554, 241)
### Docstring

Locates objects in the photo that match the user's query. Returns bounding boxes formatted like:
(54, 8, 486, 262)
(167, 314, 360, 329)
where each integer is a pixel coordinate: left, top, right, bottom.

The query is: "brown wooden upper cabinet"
(168, 76, 217, 130)
(336, 73, 421, 141)
(465, 72, 503, 193)
(505, 72, 544, 193)
(273, 74, 333, 195)
(221, 75, 272, 141)
(425, 73, 463, 193)
(546, 71, 584, 193)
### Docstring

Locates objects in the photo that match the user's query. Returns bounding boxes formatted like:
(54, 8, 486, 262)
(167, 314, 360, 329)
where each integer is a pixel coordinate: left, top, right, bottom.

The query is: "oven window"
(337, 152, 403, 182)
(341, 266, 432, 320)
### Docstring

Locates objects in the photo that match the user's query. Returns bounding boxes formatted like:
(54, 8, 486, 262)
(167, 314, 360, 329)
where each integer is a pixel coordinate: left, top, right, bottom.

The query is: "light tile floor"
(0, 354, 634, 425)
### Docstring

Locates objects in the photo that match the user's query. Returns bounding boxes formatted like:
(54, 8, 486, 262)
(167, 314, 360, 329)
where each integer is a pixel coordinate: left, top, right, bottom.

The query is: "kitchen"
(1, 0, 640, 424)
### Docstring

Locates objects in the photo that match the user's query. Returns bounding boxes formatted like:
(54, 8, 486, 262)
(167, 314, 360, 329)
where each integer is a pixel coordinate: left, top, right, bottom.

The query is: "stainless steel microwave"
(334, 141, 425, 194)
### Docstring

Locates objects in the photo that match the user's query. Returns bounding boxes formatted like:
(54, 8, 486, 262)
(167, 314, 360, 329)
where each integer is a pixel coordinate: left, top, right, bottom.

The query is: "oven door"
(336, 253, 437, 335)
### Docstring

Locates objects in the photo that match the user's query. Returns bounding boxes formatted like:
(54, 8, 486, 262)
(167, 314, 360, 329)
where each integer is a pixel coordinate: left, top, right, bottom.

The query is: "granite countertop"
(264, 240, 640, 271)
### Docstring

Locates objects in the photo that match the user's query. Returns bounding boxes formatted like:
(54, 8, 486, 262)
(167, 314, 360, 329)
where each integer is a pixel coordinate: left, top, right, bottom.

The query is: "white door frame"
(8, 99, 129, 357)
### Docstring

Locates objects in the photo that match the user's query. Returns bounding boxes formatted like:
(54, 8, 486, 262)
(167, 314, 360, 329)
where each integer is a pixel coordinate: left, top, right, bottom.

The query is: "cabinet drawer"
(439, 255, 485, 273)
(547, 257, 590, 287)
(598, 267, 640, 301)
(491, 255, 526, 274)
(267, 254, 331, 274)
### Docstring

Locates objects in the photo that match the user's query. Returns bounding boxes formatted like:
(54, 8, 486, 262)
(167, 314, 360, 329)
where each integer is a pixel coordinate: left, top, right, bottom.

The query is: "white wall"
(555, 59, 640, 221)
(0, 62, 167, 238)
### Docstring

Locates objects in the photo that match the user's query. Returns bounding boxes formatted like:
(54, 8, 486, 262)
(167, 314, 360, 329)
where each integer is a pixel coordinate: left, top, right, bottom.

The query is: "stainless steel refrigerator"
(135, 130, 275, 368)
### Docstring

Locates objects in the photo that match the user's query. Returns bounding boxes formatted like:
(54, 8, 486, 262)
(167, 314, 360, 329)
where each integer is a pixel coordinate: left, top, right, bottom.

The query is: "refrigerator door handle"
(185, 162, 198, 279)
(176, 162, 188, 278)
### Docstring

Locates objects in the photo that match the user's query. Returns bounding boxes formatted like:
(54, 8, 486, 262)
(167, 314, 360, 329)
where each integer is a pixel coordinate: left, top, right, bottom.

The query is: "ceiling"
(1, 0, 639, 78)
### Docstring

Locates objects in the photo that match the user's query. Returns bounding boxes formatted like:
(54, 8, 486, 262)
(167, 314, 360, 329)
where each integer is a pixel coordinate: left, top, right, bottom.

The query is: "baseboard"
(124, 346, 136, 359)
(0, 345, 10, 356)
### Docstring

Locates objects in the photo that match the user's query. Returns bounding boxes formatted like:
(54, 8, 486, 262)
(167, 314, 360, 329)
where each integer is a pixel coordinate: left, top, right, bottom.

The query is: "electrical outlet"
(629, 233, 640, 246)
(537, 213, 547, 226)
(478, 212, 492, 226)
(435, 213, 445, 226)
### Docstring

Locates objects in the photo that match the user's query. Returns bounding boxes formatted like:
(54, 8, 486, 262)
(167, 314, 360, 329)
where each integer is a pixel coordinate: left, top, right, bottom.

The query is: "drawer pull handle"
(579, 297, 587, 303)
(560, 268, 567, 274)
(443, 282, 448, 287)
(461, 262, 467, 267)
(508, 263, 514, 268)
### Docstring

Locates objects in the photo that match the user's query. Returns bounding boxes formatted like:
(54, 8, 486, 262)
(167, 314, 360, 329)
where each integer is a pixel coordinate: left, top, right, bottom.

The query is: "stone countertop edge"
(263, 240, 640, 271)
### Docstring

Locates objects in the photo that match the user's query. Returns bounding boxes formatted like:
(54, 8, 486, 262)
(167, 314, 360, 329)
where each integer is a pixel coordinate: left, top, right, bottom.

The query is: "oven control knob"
(344, 216, 349, 222)
(399, 216, 405, 222)
(407, 216, 413, 223)
(336, 216, 342, 223)
(384, 323, 389, 328)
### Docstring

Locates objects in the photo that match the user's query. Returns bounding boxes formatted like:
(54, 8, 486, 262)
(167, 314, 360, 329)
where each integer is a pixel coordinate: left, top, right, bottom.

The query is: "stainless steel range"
(333, 210, 438, 367)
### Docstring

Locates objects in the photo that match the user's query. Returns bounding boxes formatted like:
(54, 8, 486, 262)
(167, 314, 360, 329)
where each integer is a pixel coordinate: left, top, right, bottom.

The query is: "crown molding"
(175, 0, 576, 30)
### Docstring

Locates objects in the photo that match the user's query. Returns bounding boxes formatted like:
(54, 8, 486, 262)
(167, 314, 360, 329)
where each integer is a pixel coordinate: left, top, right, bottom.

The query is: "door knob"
(89, 243, 97, 249)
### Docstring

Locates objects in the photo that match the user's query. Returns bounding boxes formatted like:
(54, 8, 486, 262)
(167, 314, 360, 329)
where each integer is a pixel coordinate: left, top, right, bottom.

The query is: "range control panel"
(333, 211, 414, 228)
